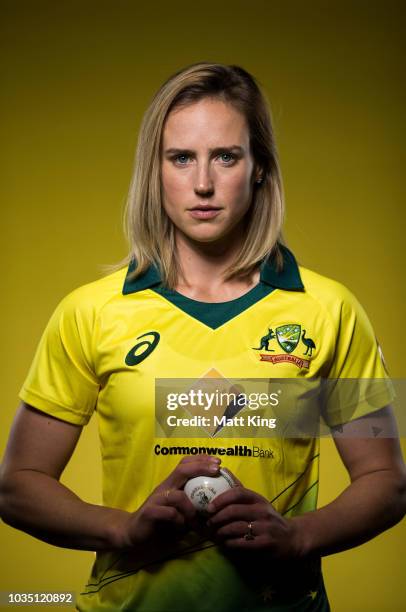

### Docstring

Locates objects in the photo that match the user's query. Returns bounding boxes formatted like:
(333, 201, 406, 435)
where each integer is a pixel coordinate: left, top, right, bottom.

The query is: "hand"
(206, 483, 301, 559)
(116, 455, 222, 550)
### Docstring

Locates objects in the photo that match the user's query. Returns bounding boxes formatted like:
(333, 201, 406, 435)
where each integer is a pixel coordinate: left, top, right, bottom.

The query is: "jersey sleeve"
(322, 283, 395, 427)
(19, 288, 100, 426)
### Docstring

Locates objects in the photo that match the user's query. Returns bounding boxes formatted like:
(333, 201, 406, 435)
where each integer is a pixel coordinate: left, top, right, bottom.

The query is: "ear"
(254, 166, 264, 184)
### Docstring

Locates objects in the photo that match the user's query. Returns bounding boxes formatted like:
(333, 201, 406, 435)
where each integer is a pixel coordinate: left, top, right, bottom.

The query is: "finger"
(146, 504, 186, 527)
(213, 520, 270, 548)
(213, 520, 252, 540)
(206, 487, 264, 514)
(155, 489, 197, 521)
(180, 455, 222, 465)
(162, 458, 222, 490)
(223, 534, 269, 550)
(207, 503, 269, 527)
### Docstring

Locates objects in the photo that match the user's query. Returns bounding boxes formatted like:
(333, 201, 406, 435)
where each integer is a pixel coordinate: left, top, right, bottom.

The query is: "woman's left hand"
(206, 485, 302, 559)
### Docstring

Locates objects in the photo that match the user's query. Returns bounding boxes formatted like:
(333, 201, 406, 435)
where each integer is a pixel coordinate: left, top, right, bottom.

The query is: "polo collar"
(259, 245, 304, 291)
(122, 245, 303, 295)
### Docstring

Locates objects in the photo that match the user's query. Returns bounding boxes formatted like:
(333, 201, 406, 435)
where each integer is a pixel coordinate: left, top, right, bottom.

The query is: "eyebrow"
(164, 145, 245, 156)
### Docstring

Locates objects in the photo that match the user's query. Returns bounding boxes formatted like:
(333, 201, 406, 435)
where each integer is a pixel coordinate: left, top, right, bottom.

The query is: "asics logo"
(125, 331, 160, 366)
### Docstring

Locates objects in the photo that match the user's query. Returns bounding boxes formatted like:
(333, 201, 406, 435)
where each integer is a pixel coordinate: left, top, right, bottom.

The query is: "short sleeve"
(19, 289, 100, 426)
(322, 284, 395, 427)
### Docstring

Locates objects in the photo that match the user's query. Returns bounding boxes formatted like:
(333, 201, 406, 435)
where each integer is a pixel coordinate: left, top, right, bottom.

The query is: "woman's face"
(161, 97, 258, 247)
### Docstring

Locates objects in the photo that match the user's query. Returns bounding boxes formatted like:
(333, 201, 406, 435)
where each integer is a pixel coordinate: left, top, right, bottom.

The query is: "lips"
(188, 207, 222, 219)
(190, 206, 222, 211)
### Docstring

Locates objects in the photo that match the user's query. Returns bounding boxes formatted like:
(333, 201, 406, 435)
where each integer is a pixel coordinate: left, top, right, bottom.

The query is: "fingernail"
(206, 503, 215, 513)
(209, 465, 219, 473)
(209, 458, 221, 463)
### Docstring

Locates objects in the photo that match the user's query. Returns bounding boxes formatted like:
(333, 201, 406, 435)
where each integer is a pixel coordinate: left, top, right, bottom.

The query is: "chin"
(176, 220, 242, 246)
(187, 229, 230, 243)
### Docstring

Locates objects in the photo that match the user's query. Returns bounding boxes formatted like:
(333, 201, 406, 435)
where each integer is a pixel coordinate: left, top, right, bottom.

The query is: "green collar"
(122, 245, 304, 295)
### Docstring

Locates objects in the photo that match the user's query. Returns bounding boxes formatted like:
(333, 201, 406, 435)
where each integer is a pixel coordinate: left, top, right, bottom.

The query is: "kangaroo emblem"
(253, 328, 276, 352)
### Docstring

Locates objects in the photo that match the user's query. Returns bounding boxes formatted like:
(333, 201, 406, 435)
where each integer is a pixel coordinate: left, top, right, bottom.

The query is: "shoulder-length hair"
(122, 62, 285, 289)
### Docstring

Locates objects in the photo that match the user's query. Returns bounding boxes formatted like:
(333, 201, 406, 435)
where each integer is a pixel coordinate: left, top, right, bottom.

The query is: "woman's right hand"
(115, 455, 222, 550)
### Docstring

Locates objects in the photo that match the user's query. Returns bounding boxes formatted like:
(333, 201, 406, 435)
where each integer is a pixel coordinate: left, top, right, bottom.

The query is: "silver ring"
(244, 521, 255, 540)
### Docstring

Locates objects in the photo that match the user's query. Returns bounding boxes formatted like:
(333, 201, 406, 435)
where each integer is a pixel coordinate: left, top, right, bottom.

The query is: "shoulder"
(60, 267, 127, 306)
(51, 267, 128, 324)
(298, 265, 372, 331)
(299, 266, 362, 308)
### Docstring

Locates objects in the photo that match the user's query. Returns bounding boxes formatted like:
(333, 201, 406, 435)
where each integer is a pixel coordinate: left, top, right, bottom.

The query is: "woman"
(0, 63, 405, 611)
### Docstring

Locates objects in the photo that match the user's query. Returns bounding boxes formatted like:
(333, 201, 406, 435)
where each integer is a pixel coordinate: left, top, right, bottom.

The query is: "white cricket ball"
(184, 468, 236, 512)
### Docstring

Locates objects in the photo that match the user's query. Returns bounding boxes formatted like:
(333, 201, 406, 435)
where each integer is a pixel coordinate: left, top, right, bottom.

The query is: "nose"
(194, 161, 214, 197)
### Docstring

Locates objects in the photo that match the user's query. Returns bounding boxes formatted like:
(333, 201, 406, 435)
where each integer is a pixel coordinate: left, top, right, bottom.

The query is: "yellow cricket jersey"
(19, 247, 393, 611)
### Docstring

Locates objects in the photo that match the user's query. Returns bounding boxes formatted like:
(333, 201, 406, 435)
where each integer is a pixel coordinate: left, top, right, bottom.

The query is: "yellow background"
(1, 1, 404, 610)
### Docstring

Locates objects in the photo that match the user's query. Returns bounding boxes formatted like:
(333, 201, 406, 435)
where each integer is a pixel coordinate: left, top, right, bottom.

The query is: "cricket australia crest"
(253, 323, 316, 369)
(276, 324, 301, 354)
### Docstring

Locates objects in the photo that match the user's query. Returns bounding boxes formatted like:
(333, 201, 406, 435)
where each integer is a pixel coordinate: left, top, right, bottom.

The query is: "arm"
(0, 402, 221, 552)
(207, 406, 406, 558)
(291, 405, 406, 557)
(0, 402, 130, 550)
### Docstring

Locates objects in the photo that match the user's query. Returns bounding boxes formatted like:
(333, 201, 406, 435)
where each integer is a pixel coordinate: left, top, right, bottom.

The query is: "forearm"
(0, 469, 131, 551)
(291, 468, 406, 558)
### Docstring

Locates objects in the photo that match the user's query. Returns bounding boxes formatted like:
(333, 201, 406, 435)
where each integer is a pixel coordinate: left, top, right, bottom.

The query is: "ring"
(244, 521, 255, 540)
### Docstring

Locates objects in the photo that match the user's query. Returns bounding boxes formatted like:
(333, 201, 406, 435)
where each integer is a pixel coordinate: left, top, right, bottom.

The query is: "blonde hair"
(122, 62, 285, 289)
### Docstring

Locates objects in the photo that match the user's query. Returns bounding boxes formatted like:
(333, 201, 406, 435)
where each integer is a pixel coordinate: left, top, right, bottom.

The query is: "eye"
(218, 152, 236, 165)
(174, 154, 190, 165)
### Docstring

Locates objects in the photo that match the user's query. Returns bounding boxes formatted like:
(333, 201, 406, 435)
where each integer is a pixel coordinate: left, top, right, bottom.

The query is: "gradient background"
(1, 0, 405, 610)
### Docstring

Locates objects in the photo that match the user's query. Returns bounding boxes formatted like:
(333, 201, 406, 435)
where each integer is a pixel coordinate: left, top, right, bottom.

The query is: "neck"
(173, 229, 259, 300)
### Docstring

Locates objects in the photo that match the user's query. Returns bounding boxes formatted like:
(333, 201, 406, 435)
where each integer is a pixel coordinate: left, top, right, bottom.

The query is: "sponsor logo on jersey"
(253, 323, 316, 369)
(154, 443, 275, 459)
(125, 331, 160, 365)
